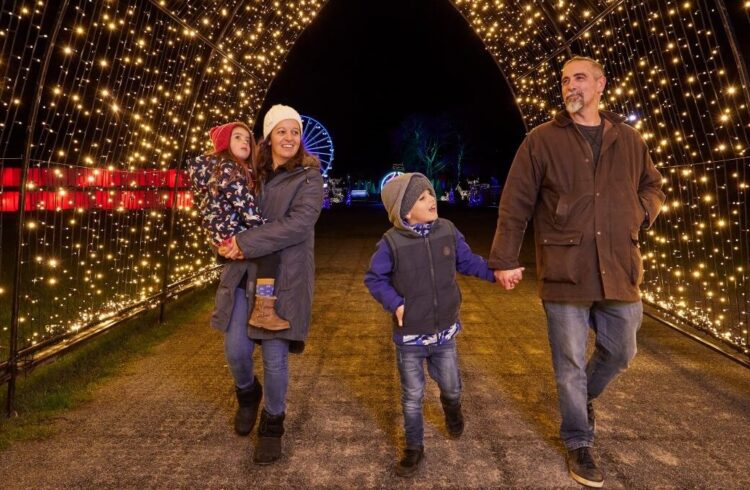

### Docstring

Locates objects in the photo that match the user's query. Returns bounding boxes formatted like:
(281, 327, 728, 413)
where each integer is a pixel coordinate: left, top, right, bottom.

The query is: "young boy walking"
(364, 173, 496, 477)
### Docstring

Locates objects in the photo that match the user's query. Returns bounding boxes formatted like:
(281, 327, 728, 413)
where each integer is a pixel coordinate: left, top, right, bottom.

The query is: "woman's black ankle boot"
(234, 376, 263, 436)
(253, 409, 285, 464)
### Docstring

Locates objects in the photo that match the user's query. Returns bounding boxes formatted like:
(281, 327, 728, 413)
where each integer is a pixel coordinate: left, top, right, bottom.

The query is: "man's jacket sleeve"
(488, 135, 542, 270)
(637, 136, 666, 229)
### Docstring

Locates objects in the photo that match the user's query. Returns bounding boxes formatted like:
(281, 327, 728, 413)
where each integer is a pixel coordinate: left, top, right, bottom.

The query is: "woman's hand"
(218, 236, 244, 260)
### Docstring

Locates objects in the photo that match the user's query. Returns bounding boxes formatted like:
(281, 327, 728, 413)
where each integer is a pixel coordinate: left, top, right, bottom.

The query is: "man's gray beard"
(565, 97, 583, 114)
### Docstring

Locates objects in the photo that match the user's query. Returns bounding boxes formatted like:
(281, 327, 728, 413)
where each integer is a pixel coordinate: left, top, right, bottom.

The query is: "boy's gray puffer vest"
(384, 218, 461, 335)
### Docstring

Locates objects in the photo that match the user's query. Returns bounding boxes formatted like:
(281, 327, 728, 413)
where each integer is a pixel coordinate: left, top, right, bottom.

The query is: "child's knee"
(401, 385, 424, 407)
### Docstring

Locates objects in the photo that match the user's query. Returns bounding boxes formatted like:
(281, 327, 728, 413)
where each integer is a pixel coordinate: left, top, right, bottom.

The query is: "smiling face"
(561, 59, 606, 115)
(405, 189, 438, 225)
(269, 119, 302, 168)
(229, 126, 252, 162)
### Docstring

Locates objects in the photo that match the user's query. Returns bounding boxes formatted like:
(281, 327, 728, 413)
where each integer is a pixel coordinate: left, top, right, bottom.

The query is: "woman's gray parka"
(210, 166, 324, 341)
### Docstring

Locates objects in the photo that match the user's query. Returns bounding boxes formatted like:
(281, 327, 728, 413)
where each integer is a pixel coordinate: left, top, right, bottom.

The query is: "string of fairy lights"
(0, 0, 321, 355)
(0, 0, 748, 358)
(453, 0, 749, 354)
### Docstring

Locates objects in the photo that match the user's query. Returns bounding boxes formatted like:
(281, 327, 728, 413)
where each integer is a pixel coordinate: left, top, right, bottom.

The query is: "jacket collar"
(264, 165, 311, 188)
(396, 217, 442, 238)
(553, 109, 625, 128)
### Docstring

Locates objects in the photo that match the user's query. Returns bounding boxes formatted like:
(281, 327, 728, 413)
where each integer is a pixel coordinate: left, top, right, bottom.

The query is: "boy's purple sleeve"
(364, 239, 404, 313)
(455, 229, 496, 282)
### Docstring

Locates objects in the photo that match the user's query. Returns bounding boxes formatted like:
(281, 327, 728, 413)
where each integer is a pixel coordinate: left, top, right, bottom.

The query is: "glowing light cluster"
(453, 0, 749, 354)
(0, 0, 321, 354)
(0, 0, 748, 359)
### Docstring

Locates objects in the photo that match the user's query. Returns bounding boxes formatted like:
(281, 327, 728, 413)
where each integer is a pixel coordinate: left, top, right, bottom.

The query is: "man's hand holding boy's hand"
(495, 267, 524, 290)
(395, 304, 404, 327)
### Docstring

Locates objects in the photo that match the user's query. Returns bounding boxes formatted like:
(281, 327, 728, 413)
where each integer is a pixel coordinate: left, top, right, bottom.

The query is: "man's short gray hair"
(562, 56, 605, 78)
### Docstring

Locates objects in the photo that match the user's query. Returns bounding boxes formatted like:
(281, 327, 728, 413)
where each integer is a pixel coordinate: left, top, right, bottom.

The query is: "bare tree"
(393, 114, 462, 180)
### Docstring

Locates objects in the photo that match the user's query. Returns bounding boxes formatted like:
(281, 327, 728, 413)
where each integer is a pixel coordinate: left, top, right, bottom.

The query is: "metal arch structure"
(4, 0, 750, 415)
(301, 115, 335, 177)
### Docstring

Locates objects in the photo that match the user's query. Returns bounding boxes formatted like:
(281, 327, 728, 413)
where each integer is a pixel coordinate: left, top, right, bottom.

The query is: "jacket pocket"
(630, 229, 643, 285)
(402, 294, 422, 329)
(553, 193, 590, 227)
(540, 231, 583, 284)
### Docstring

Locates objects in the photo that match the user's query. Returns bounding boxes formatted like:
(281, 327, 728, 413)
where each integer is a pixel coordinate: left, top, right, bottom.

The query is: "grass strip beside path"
(0, 287, 216, 450)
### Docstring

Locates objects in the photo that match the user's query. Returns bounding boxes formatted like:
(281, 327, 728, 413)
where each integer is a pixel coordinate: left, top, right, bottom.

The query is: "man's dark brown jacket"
(489, 110, 666, 302)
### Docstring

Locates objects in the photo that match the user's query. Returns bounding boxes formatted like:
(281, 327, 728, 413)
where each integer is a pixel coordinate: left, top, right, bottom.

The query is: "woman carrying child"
(213, 104, 324, 465)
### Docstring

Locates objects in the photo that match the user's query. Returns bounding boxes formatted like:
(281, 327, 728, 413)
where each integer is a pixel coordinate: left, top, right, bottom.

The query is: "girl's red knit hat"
(209, 122, 251, 153)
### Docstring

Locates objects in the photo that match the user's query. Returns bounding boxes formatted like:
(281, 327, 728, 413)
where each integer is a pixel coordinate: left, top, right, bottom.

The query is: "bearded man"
(489, 56, 665, 487)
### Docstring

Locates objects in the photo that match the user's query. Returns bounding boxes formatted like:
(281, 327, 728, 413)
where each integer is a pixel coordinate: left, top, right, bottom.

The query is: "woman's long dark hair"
(255, 137, 320, 193)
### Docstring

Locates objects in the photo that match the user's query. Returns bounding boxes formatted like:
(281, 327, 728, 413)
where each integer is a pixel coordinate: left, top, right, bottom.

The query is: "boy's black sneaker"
(566, 447, 604, 488)
(395, 446, 424, 477)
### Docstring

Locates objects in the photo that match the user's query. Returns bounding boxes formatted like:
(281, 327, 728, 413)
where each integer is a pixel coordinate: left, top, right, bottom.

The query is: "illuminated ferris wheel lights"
(301, 115, 334, 176)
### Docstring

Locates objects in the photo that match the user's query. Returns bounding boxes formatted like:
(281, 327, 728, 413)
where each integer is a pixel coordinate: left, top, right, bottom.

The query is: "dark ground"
(1, 205, 749, 489)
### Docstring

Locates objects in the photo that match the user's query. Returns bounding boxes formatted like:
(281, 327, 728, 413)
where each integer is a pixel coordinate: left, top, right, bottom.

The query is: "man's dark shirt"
(576, 119, 605, 165)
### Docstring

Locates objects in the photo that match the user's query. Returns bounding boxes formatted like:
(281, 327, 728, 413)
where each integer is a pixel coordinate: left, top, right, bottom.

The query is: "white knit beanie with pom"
(262, 104, 303, 139)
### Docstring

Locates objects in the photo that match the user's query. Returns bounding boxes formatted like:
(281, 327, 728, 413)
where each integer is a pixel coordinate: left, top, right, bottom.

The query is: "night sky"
(257, 0, 525, 183)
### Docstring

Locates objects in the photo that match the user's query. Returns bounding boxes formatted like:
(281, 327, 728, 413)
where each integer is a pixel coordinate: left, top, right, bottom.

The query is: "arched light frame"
(1, 0, 749, 370)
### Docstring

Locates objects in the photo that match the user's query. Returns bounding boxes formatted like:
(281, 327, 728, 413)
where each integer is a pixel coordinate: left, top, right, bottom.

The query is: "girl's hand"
(215, 237, 231, 257)
(395, 304, 404, 327)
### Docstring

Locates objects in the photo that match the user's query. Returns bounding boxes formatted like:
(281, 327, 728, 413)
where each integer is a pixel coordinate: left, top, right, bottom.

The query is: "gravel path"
(2, 207, 749, 489)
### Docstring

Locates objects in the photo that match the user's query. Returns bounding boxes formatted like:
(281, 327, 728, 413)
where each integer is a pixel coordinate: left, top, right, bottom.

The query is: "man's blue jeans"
(395, 339, 462, 448)
(224, 288, 289, 416)
(543, 300, 642, 450)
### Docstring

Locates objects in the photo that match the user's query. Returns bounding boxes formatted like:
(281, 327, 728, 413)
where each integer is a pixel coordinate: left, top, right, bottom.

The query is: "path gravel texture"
(1, 206, 749, 489)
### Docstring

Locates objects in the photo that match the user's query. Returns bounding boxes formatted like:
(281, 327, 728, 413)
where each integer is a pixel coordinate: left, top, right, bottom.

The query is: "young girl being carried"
(188, 121, 288, 331)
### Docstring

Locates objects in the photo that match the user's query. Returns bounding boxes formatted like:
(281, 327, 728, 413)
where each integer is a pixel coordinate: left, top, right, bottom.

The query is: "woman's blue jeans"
(224, 288, 289, 416)
(395, 339, 462, 448)
(543, 299, 642, 450)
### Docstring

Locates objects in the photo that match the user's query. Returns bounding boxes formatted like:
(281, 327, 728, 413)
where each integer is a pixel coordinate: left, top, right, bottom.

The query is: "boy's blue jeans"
(543, 299, 642, 450)
(224, 288, 289, 416)
(395, 339, 462, 448)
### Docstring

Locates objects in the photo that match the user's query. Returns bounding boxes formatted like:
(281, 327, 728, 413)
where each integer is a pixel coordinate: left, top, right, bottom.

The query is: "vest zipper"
(424, 237, 439, 332)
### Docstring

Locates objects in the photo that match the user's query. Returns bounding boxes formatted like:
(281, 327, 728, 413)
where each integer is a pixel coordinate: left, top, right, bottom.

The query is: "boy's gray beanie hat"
(380, 173, 435, 228)
(400, 174, 434, 219)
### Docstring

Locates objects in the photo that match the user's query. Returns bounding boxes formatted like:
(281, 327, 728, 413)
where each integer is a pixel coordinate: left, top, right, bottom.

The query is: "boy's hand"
(395, 304, 404, 327)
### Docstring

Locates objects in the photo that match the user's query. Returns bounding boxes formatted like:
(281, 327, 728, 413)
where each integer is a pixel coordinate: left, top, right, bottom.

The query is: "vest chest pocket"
(540, 231, 583, 284)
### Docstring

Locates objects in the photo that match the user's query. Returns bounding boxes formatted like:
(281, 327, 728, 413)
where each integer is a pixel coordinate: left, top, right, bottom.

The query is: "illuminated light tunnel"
(0, 0, 749, 376)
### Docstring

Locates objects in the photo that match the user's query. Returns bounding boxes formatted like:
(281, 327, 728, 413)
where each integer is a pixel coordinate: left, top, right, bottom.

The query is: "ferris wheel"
(301, 115, 334, 177)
